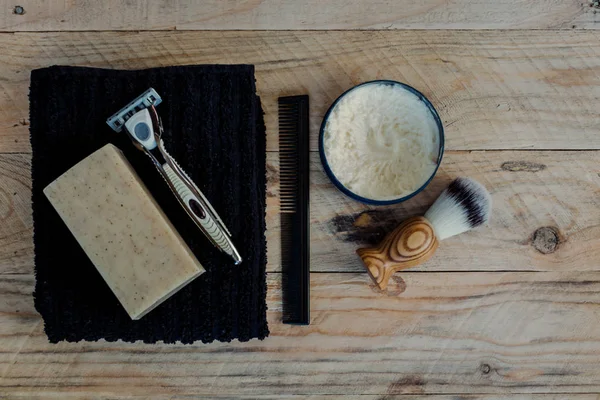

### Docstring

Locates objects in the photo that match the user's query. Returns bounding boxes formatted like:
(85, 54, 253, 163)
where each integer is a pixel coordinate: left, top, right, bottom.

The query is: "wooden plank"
(0, 1, 597, 31)
(1, 397, 598, 400)
(2, 151, 598, 275)
(2, 272, 600, 396)
(182, 397, 600, 400)
(1, 30, 600, 153)
(299, 151, 600, 272)
(7, 396, 599, 400)
(3, 394, 599, 400)
(0, 154, 32, 274)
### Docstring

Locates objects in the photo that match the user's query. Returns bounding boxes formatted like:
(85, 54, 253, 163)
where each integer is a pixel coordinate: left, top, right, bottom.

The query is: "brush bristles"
(424, 177, 492, 241)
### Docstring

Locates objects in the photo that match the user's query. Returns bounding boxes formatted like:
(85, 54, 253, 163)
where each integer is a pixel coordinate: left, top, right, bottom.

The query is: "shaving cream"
(322, 82, 440, 201)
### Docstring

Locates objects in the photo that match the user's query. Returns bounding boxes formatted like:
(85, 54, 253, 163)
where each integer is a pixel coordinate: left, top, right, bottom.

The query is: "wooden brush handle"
(356, 216, 439, 290)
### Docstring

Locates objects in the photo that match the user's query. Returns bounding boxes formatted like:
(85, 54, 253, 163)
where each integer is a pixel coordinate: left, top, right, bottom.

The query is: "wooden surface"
(2, 31, 600, 153)
(0, 0, 599, 31)
(0, 2, 600, 399)
(3, 272, 600, 396)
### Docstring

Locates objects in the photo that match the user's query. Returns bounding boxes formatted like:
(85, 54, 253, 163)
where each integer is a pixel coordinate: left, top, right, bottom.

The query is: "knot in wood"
(480, 363, 492, 374)
(501, 161, 546, 172)
(532, 226, 560, 254)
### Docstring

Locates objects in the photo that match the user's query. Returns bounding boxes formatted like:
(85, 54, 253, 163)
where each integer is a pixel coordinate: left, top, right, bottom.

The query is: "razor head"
(123, 108, 158, 151)
(106, 88, 162, 132)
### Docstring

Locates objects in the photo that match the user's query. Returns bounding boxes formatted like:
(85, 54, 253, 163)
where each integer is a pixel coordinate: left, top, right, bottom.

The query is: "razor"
(107, 88, 242, 265)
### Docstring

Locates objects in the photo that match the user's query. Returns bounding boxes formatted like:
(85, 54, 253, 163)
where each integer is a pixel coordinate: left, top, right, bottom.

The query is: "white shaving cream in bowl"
(320, 81, 444, 204)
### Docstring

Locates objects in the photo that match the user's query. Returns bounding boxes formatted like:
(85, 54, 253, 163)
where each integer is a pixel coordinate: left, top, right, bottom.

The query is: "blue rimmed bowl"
(319, 80, 445, 205)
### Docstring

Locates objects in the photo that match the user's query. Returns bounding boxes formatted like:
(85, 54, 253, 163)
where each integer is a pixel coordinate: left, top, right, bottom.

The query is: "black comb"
(279, 95, 310, 325)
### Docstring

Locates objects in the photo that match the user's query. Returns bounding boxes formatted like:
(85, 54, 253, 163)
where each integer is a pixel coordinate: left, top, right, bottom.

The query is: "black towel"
(30, 65, 269, 343)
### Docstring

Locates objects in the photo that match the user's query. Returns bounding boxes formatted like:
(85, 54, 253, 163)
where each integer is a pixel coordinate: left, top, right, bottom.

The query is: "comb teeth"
(278, 95, 310, 325)
(279, 102, 300, 213)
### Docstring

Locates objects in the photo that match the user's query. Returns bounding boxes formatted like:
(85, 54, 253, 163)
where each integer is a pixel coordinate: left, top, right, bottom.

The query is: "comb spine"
(297, 96, 310, 325)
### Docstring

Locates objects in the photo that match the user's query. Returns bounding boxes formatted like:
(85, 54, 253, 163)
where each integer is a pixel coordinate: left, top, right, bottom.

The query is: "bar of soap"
(43, 144, 204, 320)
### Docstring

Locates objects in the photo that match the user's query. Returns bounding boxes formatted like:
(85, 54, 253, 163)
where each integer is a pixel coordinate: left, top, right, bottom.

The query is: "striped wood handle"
(356, 216, 439, 290)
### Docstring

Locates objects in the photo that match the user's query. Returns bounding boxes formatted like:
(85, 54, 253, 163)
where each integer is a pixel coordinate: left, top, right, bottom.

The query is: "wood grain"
(0, 154, 32, 274)
(2, 272, 600, 396)
(2, 150, 599, 274)
(1, 30, 600, 152)
(285, 151, 600, 273)
(10, 396, 599, 400)
(357, 217, 439, 289)
(1, 397, 597, 400)
(0, 0, 597, 31)
(4, 396, 598, 400)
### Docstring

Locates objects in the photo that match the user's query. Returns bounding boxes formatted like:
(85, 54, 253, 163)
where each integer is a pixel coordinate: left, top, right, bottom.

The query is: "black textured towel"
(30, 65, 268, 343)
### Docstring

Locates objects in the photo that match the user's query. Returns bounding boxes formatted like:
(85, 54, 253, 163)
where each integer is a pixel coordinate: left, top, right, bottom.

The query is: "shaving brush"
(357, 177, 492, 290)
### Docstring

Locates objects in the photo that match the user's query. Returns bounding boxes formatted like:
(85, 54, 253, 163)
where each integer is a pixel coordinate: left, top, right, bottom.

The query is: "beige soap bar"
(44, 144, 204, 320)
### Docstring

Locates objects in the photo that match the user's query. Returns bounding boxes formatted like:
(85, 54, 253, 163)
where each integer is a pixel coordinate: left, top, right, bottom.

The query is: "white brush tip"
(424, 177, 491, 240)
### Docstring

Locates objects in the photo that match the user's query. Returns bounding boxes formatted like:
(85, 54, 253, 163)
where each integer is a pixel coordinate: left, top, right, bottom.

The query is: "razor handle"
(161, 161, 242, 265)
(356, 217, 438, 290)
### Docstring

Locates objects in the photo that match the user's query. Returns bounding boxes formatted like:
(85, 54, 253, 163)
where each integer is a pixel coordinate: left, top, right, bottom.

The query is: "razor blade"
(107, 88, 162, 133)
